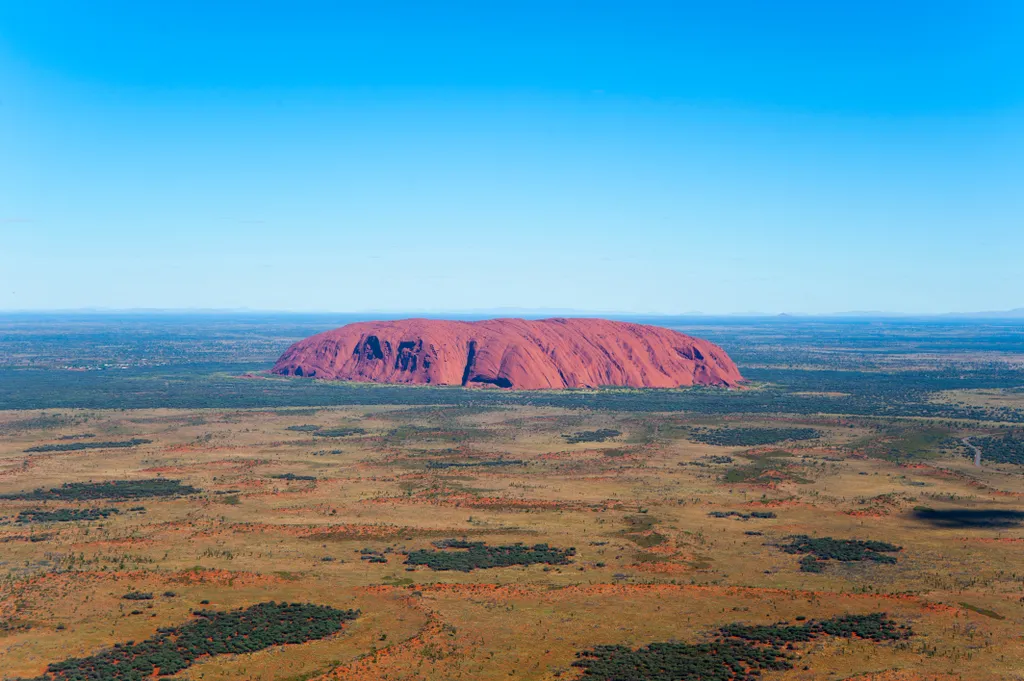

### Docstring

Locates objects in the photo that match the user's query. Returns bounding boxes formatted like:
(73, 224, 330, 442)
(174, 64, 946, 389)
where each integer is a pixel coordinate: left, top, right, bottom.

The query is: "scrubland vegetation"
(562, 429, 622, 444)
(968, 431, 1024, 465)
(0, 479, 198, 501)
(775, 536, 903, 572)
(16, 507, 119, 523)
(405, 540, 575, 571)
(24, 438, 152, 453)
(687, 426, 821, 446)
(0, 316, 1022, 680)
(24, 602, 358, 681)
(574, 613, 911, 681)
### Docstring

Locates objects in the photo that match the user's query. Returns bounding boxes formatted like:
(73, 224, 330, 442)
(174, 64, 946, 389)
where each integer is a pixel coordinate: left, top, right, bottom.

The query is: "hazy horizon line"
(2, 307, 1023, 320)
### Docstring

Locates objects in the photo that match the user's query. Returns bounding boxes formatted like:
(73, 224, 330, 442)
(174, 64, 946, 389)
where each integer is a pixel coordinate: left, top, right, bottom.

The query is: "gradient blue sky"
(2, 1, 1022, 314)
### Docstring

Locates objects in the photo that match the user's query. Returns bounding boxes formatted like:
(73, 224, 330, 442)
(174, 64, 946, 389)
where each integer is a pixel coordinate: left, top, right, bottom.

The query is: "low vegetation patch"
(967, 431, 1024, 465)
(621, 514, 656, 531)
(958, 602, 1005, 620)
(285, 424, 322, 432)
(313, 427, 367, 438)
(16, 507, 119, 523)
(629, 533, 668, 548)
(24, 438, 152, 453)
(863, 426, 949, 461)
(719, 612, 911, 644)
(708, 510, 776, 520)
(688, 427, 821, 447)
(573, 613, 910, 681)
(0, 532, 54, 543)
(122, 591, 153, 601)
(425, 459, 525, 469)
(25, 602, 359, 681)
(0, 479, 200, 501)
(562, 429, 621, 444)
(721, 451, 809, 485)
(616, 514, 667, 546)
(574, 639, 790, 680)
(272, 473, 317, 481)
(776, 535, 902, 572)
(405, 539, 575, 571)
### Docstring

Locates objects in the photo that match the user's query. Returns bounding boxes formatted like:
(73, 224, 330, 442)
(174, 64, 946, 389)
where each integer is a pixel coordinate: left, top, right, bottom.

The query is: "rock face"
(273, 318, 742, 390)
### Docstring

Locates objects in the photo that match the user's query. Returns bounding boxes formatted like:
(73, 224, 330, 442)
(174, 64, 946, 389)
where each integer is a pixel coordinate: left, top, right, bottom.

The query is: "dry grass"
(0, 405, 1022, 680)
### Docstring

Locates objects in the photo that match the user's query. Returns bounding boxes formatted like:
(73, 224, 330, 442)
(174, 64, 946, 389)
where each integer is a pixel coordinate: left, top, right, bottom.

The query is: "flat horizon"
(2, 307, 1023, 320)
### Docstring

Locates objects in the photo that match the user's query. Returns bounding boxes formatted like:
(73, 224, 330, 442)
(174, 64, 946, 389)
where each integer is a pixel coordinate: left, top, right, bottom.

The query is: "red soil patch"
(362, 492, 594, 512)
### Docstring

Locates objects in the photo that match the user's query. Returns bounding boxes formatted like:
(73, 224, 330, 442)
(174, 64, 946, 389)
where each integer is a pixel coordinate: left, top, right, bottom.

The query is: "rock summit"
(273, 318, 742, 390)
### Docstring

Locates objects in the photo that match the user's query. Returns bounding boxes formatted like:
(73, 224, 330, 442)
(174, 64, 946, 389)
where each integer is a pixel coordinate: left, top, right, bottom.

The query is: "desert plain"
(0, 316, 1022, 680)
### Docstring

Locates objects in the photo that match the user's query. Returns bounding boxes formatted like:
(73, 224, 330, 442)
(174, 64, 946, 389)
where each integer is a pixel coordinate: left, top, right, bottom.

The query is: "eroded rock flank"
(272, 318, 743, 390)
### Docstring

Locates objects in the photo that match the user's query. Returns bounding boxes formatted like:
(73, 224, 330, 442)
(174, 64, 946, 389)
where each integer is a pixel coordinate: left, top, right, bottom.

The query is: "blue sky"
(1, 1, 1022, 314)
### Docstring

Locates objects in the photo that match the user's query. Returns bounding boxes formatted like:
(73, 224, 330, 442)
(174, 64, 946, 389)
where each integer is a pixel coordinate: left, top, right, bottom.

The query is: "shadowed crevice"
(461, 340, 477, 386)
(470, 375, 513, 388)
(363, 335, 385, 360)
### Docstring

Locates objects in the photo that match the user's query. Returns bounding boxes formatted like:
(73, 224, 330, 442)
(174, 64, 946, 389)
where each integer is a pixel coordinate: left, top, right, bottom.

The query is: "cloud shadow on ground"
(912, 508, 1024, 529)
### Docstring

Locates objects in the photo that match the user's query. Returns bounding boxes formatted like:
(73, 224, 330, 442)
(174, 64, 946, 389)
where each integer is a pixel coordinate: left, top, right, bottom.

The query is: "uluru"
(273, 318, 742, 390)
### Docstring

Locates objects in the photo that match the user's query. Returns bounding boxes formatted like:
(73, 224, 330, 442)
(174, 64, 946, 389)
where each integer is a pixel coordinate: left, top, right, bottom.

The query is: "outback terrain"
(0, 315, 1022, 681)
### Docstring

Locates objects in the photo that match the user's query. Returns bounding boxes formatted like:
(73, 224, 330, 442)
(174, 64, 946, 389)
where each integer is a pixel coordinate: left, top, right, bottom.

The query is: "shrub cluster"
(0, 479, 199, 502)
(425, 459, 525, 469)
(688, 427, 821, 447)
(968, 432, 1024, 465)
(562, 429, 621, 444)
(16, 507, 119, 523)
(405, 540, 575, 572)
(121, 592, 153, 601)
(574, 640, 790, 681)
(708, 510, 776, 520)
(26, 601, 359, 681)
(313, 427, 366, 438)
(24, 438, 152, 453)
(776, 535, 902, 572)
(719, 613, 911, 645)
(4, 360, 1022, 423)
(272, 473, 317, 481)
(573, 613, 911, 681)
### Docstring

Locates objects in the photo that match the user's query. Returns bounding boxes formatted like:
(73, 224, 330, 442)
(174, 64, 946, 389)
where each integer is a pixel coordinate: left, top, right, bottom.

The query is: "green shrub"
(406, 540, 575, 572)
(29, 602, 359, 681)
(0, 479, 199, 502)
(16, 507, 119, 523)
(24, 438, 152, 453)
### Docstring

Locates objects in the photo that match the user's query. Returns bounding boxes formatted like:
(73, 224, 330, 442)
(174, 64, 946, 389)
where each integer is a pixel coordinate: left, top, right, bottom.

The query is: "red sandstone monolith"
(272, 318, 743, 390)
